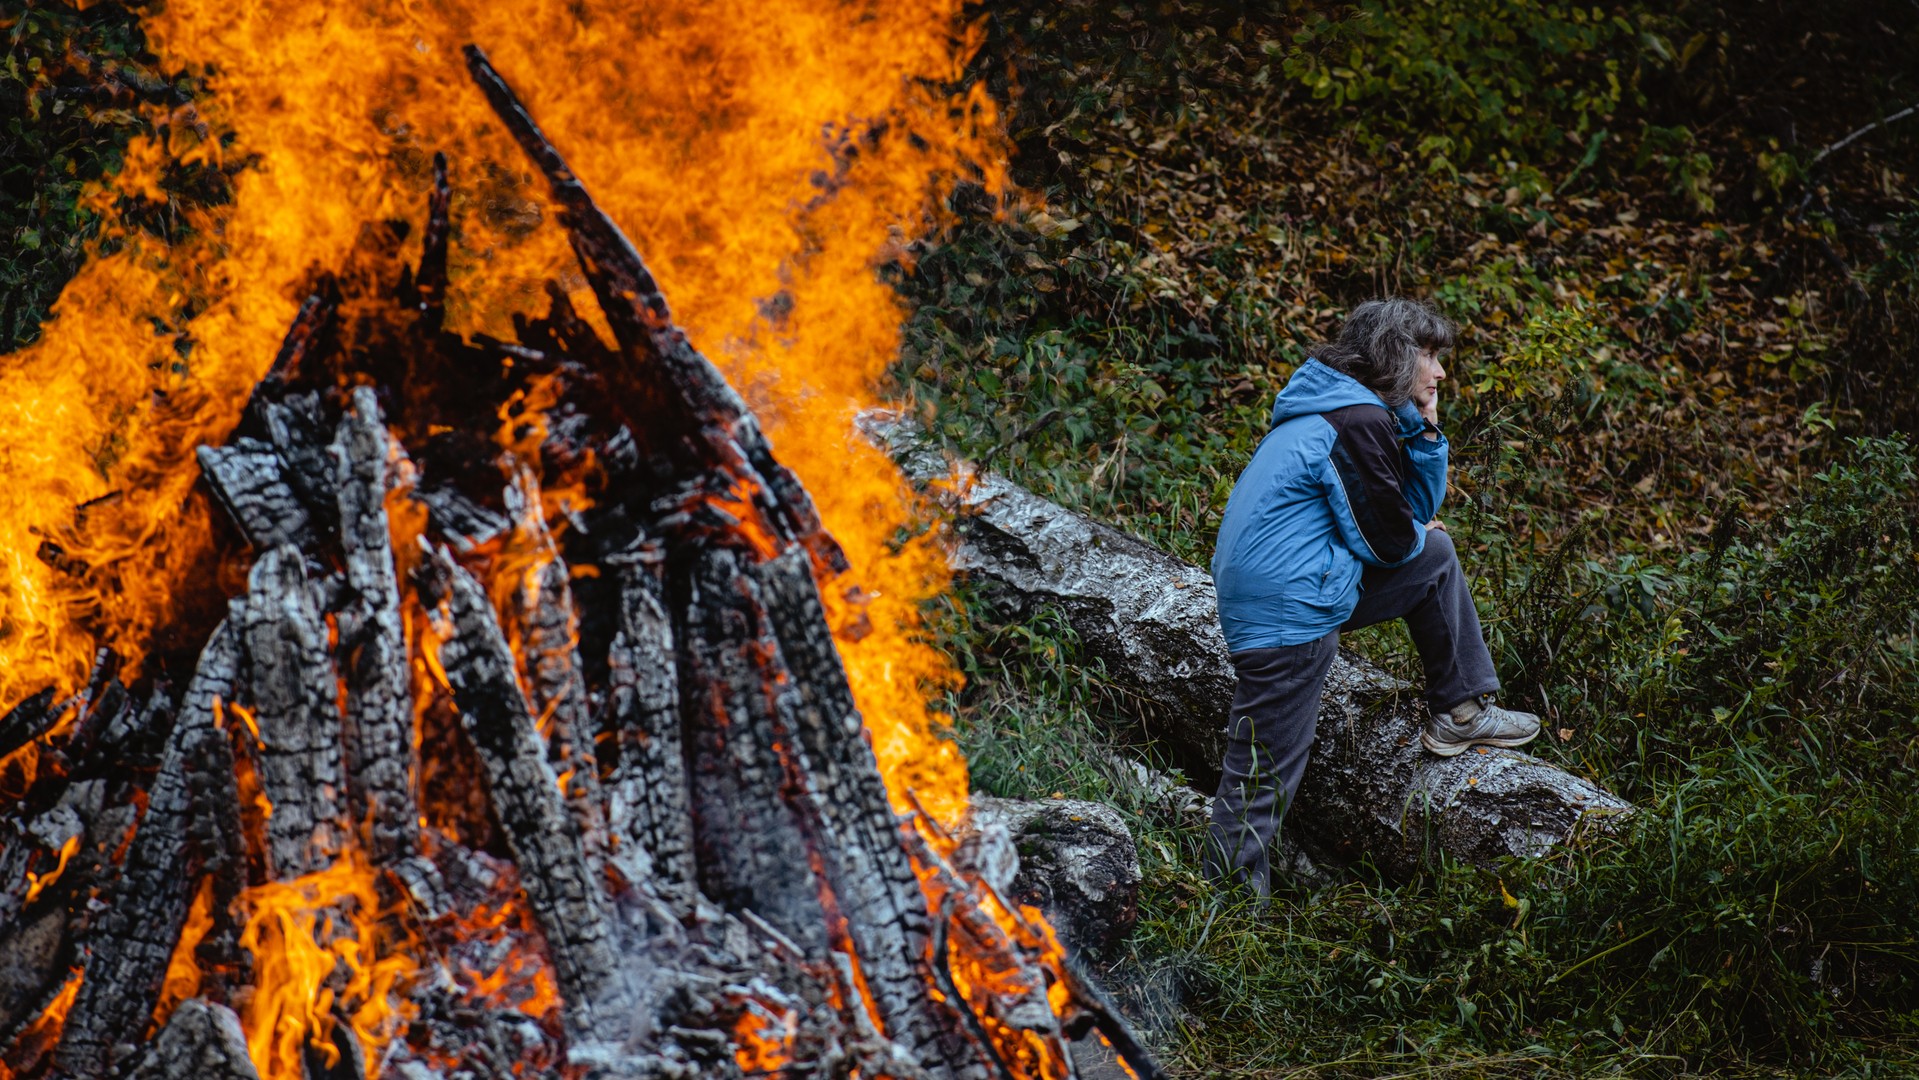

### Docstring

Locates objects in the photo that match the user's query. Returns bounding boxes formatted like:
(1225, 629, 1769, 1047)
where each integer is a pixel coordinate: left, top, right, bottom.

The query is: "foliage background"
(7, 0, 1919, 1075)
(895, 1, 1919, 1075)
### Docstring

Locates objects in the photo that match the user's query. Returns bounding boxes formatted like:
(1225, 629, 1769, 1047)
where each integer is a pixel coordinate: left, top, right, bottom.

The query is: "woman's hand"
(1412, 348, 1444, 436)
(1417, 395, 1439, 429)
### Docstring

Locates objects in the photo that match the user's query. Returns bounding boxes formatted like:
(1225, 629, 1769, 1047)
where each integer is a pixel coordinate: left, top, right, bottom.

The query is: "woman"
(1205, 297, 1539, 898)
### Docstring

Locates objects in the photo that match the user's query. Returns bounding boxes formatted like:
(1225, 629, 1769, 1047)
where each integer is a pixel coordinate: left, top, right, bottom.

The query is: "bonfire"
(0, 27, 1156, 1080)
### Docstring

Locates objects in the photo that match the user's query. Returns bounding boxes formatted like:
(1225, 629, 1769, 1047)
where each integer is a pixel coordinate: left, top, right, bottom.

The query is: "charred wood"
(752, 546, 984, 1075)
(128, 999, 261, 1080)
(406, 152, 452, 334)
(236, 280, 338, 440)
(600, 541, 693, 892)
(195, 440, 314, 553)
(64, 652, 133, 769)
(904, 825, 1069, 1079)
(419, 545, 629, 1040)
(0, 906, 64, 1037)
(410, 484, 509, 554)
(261, 394, 341, 543)
(55, 613, 243, 1078)
(240, 545, 346, 878)
(332, 387, 422, 864)
(92, 688, 170, 773)
(514, 280, 612, 366)
(672, 543, 832, 956)
(502, 474, 613, 886)
(0, 689, 63, 762)
(462, 45, 848, 575)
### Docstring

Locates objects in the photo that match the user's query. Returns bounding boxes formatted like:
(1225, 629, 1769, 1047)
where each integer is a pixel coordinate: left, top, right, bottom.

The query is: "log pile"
(0, 48, 1159, 1080)
(867, 413, 1631, 881)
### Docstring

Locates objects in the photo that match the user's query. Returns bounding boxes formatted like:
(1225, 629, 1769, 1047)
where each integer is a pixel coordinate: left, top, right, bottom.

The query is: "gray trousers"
(1204, 528, 1497, 898)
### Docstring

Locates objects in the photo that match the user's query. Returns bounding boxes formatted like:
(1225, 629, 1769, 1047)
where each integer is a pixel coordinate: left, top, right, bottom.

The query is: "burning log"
(194, 444, 314, 554)
(0, 47, 1167, 1080)
(417, 544, 628, 1043)
(499, 472, 615, 888)
(870, 413, 1631, 881)
(330, 388, 422, 867)
(55, 615, 242, 1076)
(240, 548, 345, 879)
(600, 539, 694, 891)
(128, 999, 260, 1080)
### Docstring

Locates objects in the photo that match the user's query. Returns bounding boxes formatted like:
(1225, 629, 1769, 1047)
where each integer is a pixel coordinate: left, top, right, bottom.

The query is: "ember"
(0, 27, 1156, 1080)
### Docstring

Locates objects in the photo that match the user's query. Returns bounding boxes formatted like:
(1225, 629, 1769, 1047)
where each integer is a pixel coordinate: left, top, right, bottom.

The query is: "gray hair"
(1309, 297, 1457, 407)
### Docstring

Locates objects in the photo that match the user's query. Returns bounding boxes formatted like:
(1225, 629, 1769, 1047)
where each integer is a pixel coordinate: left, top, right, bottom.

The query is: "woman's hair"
(1309, 297, 1457, 407)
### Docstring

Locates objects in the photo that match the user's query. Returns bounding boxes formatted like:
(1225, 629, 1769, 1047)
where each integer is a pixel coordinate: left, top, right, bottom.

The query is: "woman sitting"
(1205, 297, 1539, 899)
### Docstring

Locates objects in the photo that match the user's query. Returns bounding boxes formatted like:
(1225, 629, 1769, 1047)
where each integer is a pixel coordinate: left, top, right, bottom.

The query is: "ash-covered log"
(870, 413, 1631, 880)
(600, 538, 694, 891)
(418, 544, 630, 1043)
(55, 613, 242, 1077)
(239, 546, 345, 879)
(331, 387, 423, 866)
(128, 999, 260, 1080)
(500, 471, 613, 887)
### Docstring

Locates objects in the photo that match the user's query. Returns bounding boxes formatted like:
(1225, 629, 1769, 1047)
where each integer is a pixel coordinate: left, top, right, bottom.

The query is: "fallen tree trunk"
(870, 414, 1631, 880)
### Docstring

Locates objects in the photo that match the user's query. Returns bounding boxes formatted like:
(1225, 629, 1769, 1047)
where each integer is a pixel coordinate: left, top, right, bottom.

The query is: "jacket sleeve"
(1393, 400, 1449, 524)
(1321, 405, 1441, 568)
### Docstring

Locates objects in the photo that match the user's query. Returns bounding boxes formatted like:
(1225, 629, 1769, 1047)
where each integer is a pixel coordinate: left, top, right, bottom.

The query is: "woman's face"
(1412, 348, 1446, 408)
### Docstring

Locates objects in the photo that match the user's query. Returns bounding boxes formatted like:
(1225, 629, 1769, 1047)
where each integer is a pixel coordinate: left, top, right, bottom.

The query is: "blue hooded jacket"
(1212, 359, 1449, 652)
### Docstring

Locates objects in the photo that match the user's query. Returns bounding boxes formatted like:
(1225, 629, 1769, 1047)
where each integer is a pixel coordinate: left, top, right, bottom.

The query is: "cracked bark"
(752, 546, 984, 1076)
(673, 543, 832, 956)
(504, 475, 612, 886)
(55, 614, 243, 1078)
(195, 441, 313, 552)
(421, 545, 628, 1041)
(332, 387, 421, 865)
(241, 545, 345, 878)
(601, 541, 693, 891)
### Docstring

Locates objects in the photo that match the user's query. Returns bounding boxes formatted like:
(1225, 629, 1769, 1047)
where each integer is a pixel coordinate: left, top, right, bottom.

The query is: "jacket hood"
(1269, 359, 1428, 436)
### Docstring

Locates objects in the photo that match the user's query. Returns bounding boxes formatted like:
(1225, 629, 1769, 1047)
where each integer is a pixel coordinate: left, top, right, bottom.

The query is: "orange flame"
(449, 896, 564, 1021)
(21, 833, 81, 906)
(238, 847, 420, 1080)
(0, 968, 82, 1080)
(733, 1001, 800, 1074)
(155, 876, 218, 1025)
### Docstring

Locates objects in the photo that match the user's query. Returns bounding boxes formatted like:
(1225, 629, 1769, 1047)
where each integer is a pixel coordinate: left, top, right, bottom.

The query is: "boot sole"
(1421, 728, 1541, 757)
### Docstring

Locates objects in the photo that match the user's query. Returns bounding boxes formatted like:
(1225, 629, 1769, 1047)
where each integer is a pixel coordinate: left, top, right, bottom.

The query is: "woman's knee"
(1420, 525, 1461, 572)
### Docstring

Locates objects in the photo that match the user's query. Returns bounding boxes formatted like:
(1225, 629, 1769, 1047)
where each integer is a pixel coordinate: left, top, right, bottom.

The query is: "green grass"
(942, 567, 1919, 1077)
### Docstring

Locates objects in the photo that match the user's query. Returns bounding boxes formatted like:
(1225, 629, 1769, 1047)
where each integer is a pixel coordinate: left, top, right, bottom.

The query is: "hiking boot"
(1421, 695, 1541, 757)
